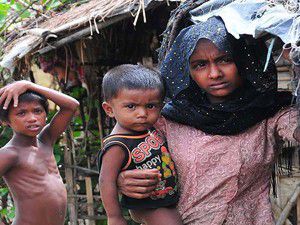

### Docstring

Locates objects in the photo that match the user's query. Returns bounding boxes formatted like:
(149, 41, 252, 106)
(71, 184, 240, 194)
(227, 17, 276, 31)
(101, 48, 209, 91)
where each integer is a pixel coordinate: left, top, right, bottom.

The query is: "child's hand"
(0, 80, 32, 109)
(108, 216, 127, 225)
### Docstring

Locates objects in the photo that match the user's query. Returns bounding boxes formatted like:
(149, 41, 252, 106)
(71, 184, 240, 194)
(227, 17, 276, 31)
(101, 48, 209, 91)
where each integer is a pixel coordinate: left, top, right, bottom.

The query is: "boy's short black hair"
(0, 91, 49, 122)
(102, 64, 165, 101)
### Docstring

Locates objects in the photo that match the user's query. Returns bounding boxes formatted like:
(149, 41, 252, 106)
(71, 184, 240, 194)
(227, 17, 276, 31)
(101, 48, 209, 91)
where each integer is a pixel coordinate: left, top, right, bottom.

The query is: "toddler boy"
(98, 64, 182, 225)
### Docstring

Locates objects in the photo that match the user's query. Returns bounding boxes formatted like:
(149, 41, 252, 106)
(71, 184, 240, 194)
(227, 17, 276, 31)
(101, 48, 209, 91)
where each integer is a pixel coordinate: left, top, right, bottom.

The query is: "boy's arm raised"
(0, 80, 79, 144)
(99, 146, 127, 225)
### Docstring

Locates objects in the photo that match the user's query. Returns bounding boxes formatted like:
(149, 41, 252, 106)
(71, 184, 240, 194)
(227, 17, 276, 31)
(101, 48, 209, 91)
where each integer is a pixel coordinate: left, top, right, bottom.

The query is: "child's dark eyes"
(146, 104, 156, 109)
(217, 56, 233, 64)
(191, 61, 206, 70)
(190, 55, 234, 70)
(125, 104, 135, 109)
(17, 111, 25, 116)
(34, 108, 43, 114)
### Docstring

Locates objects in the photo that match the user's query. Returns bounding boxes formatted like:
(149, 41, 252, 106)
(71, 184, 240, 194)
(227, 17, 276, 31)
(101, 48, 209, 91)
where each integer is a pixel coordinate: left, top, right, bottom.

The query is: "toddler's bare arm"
(99, 145, 127, 225)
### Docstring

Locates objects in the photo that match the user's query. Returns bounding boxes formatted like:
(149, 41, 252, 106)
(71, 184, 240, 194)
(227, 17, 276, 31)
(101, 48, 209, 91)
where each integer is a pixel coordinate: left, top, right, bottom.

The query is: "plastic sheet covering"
(190, 0, 300, 63)
(190, 0, 300, 93)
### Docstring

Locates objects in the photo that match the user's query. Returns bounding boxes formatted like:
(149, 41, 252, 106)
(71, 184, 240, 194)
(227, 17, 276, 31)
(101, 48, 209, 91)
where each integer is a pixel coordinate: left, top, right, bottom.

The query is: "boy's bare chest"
(20, 147, 59, 174)
(7, 147, 59, 179)
(4, 147, 64, 199)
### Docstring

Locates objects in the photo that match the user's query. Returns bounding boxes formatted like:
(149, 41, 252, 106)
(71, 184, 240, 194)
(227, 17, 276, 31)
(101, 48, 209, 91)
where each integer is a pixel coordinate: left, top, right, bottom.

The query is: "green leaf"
(7, 208, 15, 219)
(0, 127, 13, 147)
(0, 187, 9, 197)
(53, 143, 61, 152)
(0, 3, 10, 16)
(46, 0, 62, 10)
(54, 154, 61, 163)
(19, 9, 31, 19)
(0, 208, 8, 216)
(12, 2, 32, 19)
(69, 86, 86, 98)
(13, 2, 23, 11)
(73, 130, 82, 138)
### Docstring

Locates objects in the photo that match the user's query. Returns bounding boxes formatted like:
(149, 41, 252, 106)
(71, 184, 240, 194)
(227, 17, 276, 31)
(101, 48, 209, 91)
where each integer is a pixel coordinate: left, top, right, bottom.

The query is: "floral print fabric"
(155, 107, 297, 225)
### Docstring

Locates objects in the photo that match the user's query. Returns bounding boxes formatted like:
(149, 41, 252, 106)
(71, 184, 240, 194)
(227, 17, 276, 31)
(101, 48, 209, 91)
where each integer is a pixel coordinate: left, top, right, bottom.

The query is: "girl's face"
(189, 39, 243, 103)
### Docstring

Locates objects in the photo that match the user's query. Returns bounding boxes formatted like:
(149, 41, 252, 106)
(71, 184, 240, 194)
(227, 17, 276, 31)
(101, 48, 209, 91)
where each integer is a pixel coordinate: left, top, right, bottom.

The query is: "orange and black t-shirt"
(98, 128, 179, 209)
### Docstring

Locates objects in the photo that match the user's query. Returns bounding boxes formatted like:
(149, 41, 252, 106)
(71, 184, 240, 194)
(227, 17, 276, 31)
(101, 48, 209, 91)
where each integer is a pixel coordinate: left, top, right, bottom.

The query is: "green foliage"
(45, 0, 63, 11)
(0, 126, 12, 147)
(0, 188, 8, 197)
(54, 144, 62, 163)
(0, 2, 10, 29)
(0, 186, 14, 224)
(0, 0, 86, 35)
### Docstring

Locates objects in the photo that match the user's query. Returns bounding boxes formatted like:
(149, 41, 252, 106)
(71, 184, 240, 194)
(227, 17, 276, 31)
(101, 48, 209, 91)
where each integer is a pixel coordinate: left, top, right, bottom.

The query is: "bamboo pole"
(64, 144, 77, 225)
(65, 165, 99, 175)
(297, 195, 300, 225)
(85, 157, 96, 225)
(276, 183, 300, 225)
(63, 128, 78, 225)
(68, 194, 101, 199)
(85, 176, 96, 225)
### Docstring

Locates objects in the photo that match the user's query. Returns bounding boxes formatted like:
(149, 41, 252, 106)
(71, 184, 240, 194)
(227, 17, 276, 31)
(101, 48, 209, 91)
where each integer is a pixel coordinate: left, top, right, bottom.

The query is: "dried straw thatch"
(0, 0, 172, 72)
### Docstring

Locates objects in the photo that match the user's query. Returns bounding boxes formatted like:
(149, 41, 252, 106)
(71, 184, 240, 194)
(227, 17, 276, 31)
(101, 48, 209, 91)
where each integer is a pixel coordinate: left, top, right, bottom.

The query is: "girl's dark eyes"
(218, 56, 233, 64)
(190, 55, 233, 69)
(191, 62, 206, 70)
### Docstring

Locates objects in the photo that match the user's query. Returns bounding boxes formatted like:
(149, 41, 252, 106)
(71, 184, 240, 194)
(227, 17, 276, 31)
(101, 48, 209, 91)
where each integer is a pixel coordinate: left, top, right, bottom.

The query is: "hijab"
(160, 16, 291, 135)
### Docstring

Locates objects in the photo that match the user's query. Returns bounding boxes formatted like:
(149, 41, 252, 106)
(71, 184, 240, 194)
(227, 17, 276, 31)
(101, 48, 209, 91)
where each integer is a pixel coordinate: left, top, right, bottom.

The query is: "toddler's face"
(189, 39, 243, 103)
(103, 88, 163, 134)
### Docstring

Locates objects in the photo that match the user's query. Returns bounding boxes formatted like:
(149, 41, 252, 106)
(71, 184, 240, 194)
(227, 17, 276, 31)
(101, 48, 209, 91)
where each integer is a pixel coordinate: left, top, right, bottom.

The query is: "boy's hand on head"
(0, 80, 32, 109)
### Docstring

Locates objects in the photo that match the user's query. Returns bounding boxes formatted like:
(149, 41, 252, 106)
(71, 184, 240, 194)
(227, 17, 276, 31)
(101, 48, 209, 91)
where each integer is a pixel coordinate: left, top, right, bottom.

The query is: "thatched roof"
(0, 0, 175, 71)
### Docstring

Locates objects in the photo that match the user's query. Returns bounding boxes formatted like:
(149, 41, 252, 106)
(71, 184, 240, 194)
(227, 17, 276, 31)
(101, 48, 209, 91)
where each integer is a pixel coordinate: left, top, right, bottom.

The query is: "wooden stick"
(297, 194, 300, 225)
(64, 144, 77, 225)
(276, 183, 300, 225)
(67, 194, 101, 199)
(65, 165, 99, 175)
(79, 215, 132, 220)
(64, 127, 78, 225)
(85, 176, 96, 225)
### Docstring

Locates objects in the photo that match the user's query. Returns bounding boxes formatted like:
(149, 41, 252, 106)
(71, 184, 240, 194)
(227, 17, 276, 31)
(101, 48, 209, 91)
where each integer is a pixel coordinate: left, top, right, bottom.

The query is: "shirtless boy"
(0, 80, 79, 225)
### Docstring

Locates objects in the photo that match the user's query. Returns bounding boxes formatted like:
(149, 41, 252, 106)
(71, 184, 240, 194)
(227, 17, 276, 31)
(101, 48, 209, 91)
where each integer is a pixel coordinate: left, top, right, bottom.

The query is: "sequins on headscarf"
(160, 16, 277, 99)
(161, 17, 232, 98)
(160, 16, 291, 135)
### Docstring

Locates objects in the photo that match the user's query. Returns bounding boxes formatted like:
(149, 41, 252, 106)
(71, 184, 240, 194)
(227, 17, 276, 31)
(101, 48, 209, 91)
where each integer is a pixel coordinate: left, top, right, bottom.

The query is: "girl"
(117, 17, 300, 225)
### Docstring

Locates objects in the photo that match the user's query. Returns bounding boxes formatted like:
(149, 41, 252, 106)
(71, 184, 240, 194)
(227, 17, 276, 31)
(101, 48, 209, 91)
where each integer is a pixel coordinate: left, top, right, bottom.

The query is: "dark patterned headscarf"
(160, 16, 291, 135)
